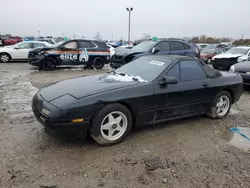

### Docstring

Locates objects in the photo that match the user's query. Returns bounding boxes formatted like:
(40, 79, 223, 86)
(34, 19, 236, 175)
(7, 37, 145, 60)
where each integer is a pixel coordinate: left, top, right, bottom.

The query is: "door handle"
(202, 81, 208, 87)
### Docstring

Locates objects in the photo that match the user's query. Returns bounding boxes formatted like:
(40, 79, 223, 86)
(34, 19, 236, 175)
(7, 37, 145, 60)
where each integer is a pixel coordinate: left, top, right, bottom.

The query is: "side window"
(93, 41, 107, 48)
(155, 42, 170, 52)
(182, 43, 191, 50)
(33, 43, 45, 48)
(180, 60, 206, 81)
(63, 41, 77, 49)
(18, 43, 32, 49)
(166, 63, 180, 81)
(171, 41, 185, 51)
(78, 41, 96, 48)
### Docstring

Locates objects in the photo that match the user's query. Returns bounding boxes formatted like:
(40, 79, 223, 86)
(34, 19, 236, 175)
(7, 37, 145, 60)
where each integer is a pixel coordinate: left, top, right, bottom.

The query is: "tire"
(90, 103, 132, 146)
(42, 57, 57, 71)
(0, 53, 11, 63)
(92, 57, 105, 69)
(207, 90, 232, 119)
(207, 58, 211, 64)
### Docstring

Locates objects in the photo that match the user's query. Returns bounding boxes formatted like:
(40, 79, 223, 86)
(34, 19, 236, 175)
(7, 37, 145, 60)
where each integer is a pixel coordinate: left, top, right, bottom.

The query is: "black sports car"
(32, 55, 243, 145)
(28, 39, 110, 71)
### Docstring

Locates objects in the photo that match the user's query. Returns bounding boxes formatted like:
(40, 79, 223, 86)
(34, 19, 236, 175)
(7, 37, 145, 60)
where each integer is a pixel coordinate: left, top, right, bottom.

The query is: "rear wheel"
(42, 57, 57, 71)
(93, 57, 105, 69)
(0, 53, 11, 63)
(90, 103, 132, 146)
(207, 91, 232, 119)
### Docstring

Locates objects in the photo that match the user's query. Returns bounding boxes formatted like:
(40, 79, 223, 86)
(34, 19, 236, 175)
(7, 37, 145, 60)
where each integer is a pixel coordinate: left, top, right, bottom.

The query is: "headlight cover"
(229, 65, 235, 73)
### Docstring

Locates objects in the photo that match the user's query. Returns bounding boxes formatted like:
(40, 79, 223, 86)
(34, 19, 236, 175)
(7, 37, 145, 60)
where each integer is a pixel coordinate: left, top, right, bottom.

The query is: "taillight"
(107, 49, 110, 54)
(196, 48, 201, 58)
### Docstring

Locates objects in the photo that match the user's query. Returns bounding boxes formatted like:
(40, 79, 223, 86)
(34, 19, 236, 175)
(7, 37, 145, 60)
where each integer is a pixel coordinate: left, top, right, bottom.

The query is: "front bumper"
(32, 92, 90, 139)
(28, 55, 45, 66)
(240, 73, 250, 85)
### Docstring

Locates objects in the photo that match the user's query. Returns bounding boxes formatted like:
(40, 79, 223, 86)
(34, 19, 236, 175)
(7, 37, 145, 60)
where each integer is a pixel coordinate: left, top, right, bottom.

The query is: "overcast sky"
(0, 0, 249, 40)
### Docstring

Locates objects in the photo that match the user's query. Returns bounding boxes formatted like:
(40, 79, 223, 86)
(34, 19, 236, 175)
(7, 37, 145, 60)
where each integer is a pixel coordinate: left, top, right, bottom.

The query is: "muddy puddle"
(221, 126, 250, 150)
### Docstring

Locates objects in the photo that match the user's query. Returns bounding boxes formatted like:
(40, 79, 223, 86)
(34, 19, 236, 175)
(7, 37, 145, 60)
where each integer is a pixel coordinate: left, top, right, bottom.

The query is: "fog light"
(72, 118, 84, 123)
(41, 108, 50, 116)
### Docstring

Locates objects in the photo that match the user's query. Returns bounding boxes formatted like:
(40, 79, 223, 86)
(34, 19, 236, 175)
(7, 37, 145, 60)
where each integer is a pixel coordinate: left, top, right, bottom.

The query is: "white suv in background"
(0, 41, 52, 62)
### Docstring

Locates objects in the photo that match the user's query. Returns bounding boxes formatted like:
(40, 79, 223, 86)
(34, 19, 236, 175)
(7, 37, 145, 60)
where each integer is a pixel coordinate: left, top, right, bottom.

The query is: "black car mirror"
(14, 47, 20, 49)
(159, 77, 178, 85)
(152, 47, 159, 54)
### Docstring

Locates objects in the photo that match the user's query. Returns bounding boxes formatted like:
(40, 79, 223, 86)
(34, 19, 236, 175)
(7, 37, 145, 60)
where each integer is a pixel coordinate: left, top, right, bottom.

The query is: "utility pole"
(126, 7, 133, 45)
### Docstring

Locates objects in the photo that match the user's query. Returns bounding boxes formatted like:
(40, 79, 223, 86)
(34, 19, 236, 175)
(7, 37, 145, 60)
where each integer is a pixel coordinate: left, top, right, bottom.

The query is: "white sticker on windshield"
(149, 60, 165, 66)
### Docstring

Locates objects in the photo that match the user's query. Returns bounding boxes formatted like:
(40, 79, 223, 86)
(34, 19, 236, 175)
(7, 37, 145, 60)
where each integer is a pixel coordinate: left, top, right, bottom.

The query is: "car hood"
(0, 46, 13, 52)
(234, 61, 250, 72)
(115, 47, 144, 56)
(40, 74, 140, 102)
(214, 53, 244, 59)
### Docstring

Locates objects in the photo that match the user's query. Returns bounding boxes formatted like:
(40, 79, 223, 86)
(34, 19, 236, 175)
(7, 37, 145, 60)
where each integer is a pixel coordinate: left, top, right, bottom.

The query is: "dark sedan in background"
(110, 38, 200, 69)
(32, 55, 243, 146)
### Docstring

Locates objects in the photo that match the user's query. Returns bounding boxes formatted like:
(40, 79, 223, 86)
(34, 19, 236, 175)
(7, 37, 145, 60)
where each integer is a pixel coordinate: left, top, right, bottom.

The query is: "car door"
(153, 59, 211, 121)
(12, 42, 33, 59)
(33, 42, 46, 49)
(58, 41, 78, 65)
(169, 41, 189, 56)
(154, 41, 171, 55)
(78, 40, 97, 65)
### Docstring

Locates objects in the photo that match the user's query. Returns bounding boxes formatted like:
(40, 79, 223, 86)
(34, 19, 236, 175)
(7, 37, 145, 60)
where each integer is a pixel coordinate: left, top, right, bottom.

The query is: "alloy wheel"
(0, 54, 10, 62)
(216, 95, 230, 116)
(100, 111, 128, 141)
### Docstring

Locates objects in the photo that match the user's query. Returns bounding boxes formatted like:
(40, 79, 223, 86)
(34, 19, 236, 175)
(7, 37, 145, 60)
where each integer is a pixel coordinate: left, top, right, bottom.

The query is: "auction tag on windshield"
(149, 60, 165, 66)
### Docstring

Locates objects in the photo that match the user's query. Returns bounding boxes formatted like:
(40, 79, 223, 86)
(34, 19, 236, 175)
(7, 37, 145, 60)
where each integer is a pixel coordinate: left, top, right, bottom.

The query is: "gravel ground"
(0, 62, 250, 188)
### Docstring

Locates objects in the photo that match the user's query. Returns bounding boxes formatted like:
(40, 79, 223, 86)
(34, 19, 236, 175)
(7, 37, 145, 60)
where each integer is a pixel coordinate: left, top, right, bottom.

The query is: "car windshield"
(226, 47, 249, 55)
(132, 41, 157, 52)
(53, 41, 65, 47)
(205, 44, 218, 49)
(201, 48, 215, 54)
(111, 56, 171, 82)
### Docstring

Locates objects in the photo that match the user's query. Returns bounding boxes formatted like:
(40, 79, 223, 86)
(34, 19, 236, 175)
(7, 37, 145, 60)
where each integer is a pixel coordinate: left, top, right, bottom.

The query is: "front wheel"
(42, 57, 57, 71)
(0, 53, 11, 63)
(207, 91, 232, 119)
(90, 104, 132, 146)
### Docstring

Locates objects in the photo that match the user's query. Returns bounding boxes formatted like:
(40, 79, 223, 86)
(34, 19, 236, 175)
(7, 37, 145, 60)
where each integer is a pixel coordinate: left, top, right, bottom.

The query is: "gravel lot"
(0, 62, 250, 188)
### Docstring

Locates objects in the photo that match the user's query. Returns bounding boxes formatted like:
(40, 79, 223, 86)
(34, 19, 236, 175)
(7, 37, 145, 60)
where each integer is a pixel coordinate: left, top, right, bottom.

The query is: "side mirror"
(14, 47, 20, 49)
(159, 76, 178, 85)
(152, 47, 159, 54)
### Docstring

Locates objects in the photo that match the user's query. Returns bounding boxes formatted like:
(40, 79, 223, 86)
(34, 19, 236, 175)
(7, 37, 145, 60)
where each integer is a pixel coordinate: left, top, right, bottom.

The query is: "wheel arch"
(0, 52, 12, 59)
(222, 88, 234, 103)
(89, 101, 136, 129)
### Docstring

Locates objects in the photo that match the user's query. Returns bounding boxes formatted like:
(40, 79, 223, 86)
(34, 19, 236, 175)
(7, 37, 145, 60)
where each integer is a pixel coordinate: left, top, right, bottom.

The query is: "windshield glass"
(113, 56, 171, 82)
(205, 44, 218, 49)
(53, 41, 65, 47)
(132, 41, 156, 52)
(201, 48, 215, 54)
(226, 47, 250, 55)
